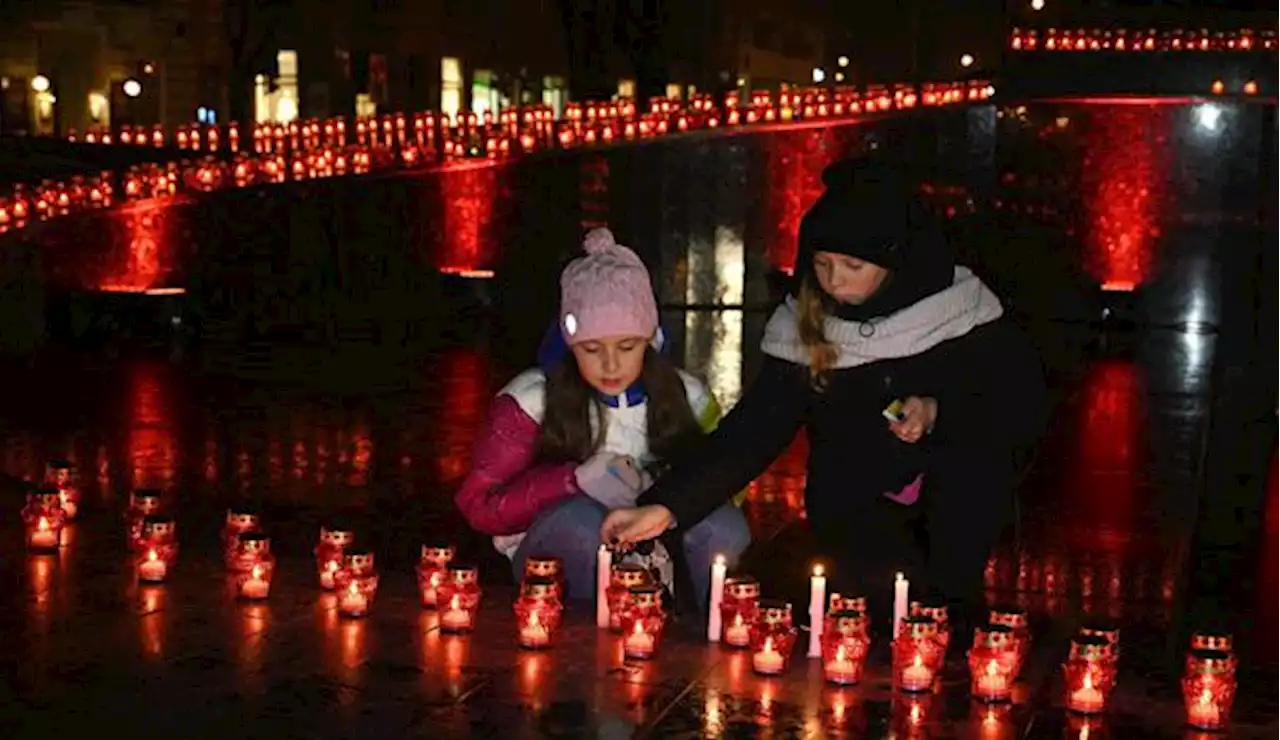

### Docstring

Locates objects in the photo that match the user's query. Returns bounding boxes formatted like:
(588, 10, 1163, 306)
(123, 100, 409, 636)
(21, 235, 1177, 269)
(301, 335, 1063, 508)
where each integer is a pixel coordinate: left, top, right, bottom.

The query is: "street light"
(835, 72, 846, 82)
(123, 78, 142, 98)
(960, 53, 975, 68)
(1030, 0, 1046, 9)
(31, 74, 50, 93)
(812, 67, 826, 83)
(837, 56, 850, 68)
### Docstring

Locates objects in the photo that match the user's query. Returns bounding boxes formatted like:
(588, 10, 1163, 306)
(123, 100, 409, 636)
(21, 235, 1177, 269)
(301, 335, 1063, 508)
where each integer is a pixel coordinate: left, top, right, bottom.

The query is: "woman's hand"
(889, 396, 937, 444)
(601, 505, 675, 547)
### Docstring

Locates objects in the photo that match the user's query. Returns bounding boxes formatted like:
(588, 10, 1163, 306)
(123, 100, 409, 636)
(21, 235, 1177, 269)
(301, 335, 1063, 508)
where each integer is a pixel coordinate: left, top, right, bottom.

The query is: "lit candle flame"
(147, 549, 158, 562)
(986, 659, 1000, 677)
(251, 564, 263, 579)
(347, 582, 359, 596)
(835, 644, 846, 661)
(450, 594, 461, 611)
(633, 620, 644, 636)
(37, 517, 49, 531)
(714, 553, 726, 566)
(1083, 671, 1093, 690)
(763, 636, 774, 652)
(813, 563, 824, 577)
(913, 654, 924, 669)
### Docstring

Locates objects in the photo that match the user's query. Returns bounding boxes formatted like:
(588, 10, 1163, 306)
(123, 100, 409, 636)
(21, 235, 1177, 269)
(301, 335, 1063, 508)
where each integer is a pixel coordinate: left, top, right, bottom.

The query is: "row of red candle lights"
(0, 81, 992, 236)
(21, 460, 1242, 731)
(1009, 27, 1278, 52)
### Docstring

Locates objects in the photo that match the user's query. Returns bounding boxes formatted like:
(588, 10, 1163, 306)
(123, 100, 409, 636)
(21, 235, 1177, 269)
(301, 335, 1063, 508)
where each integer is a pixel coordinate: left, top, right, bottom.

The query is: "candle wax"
(752, 639, 786, 675)
(725, 616, 751, 647)
(240, 578, 270, 600)
(1187, 690, 1221, 729)
(901, 655, 934, 692)
(1068, 686, 1104, 714)
(624, 624, 656, 659)
(138, 557, 168, 582)
(976, 661, 1010, 700)
(29, 527, 59, 550)
(339, 586, 369, 617)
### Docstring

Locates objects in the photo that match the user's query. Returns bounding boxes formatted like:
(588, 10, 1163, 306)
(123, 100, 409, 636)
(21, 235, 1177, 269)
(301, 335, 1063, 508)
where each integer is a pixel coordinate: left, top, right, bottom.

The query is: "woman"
(601, 160, 1045, 627)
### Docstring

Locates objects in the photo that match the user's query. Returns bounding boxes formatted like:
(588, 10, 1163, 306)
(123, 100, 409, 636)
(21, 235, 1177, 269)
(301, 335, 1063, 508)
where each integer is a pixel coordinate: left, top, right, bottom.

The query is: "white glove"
(575, 453, 644, 509)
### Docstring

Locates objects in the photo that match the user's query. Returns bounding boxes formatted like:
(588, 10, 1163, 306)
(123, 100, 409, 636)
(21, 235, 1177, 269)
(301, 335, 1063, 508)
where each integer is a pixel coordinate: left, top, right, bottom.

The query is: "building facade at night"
(1, 0, 830, 135)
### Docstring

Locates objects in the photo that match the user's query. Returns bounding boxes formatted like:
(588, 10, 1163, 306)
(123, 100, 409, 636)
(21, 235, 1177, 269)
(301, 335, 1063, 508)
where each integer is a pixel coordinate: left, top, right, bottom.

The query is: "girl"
(602, 159, 1046, 629)
(455, 228, 751, 608)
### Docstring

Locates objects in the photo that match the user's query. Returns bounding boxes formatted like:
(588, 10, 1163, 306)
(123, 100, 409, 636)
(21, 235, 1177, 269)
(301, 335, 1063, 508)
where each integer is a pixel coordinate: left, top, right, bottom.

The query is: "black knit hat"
(793, 158, 955, 321)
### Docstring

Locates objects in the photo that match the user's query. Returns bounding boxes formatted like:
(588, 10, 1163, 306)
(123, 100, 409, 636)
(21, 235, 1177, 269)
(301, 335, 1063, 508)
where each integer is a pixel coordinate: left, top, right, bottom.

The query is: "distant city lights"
(31, 74, 50, 93)
(837, 56, 849, 68)
(123, 79, 142, 98)
(1031, 0, 1046, 10)
(960, 54, 975, 68)
(812, 68, 826, 83)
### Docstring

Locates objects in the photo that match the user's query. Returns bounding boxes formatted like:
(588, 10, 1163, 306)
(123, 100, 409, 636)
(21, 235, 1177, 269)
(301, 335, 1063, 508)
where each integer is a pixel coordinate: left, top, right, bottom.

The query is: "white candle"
(707, 554, 727, 642)
(893, 572, 909, 640)
(595, 545, 612, 628)
(138, 550, 167, 582)
(808, 564, 826, 657)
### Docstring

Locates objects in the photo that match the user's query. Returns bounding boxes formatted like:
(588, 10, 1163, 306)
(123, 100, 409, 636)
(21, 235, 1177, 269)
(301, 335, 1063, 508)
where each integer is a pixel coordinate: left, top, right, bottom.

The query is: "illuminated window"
(617, 79, 635, 99)
(541, 75, 566, 119)
(441, 57, 463, 118)
(666, 83, 683, 99)
(270, 50, 300, 123)
(355, 93, 377, 118)
(88, 92, 109, 124)
(472, 69, 497, 115)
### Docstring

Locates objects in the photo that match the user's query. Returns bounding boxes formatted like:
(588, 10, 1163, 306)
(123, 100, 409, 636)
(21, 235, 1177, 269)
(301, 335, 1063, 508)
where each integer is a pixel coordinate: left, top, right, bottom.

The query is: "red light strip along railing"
(1009, 27, 1277, 52)
(0, 82, 992, 235)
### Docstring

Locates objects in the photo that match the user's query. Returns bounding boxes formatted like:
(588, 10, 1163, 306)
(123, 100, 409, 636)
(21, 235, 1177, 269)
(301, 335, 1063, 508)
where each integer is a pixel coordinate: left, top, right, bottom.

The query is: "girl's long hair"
(796, 278, 839, 390)
(536, 347, 701, 470)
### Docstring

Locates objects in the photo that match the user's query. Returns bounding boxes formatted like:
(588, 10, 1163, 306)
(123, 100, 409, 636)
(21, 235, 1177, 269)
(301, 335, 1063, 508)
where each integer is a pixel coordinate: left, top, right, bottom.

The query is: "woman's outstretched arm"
(634, 356, 810, 531)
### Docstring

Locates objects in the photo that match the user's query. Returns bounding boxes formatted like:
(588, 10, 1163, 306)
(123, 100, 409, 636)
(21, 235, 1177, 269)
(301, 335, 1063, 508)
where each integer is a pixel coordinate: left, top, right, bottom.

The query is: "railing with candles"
(0, 81, 992, 236)
(1009, 27, 1277, 53)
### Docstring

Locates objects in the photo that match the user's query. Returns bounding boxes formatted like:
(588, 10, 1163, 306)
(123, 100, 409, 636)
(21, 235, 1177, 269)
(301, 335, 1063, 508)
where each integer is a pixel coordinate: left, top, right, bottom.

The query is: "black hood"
(793, 158, 955, 322)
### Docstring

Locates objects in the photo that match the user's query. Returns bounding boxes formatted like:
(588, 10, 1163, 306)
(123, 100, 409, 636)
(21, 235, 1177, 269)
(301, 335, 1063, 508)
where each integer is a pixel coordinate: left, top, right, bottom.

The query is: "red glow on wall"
(434, 346, 489, 484)
(100, 202, 178, 292)
(129, 362, 177, 490)
(439, 165, 502, 274)
(1080, 105, 1170, 290)
(1255, 449, 1279, 658)
(762, 128, 841, 274)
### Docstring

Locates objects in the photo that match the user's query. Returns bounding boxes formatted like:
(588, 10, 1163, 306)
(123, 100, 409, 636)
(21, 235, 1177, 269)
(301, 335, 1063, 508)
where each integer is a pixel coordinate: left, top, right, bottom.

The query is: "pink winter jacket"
(453, 393, 579, 537)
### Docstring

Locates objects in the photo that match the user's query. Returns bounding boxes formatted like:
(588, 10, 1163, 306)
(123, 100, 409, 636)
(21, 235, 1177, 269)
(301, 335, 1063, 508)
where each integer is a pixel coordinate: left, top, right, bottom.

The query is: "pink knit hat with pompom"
(559, 228, 659, 345)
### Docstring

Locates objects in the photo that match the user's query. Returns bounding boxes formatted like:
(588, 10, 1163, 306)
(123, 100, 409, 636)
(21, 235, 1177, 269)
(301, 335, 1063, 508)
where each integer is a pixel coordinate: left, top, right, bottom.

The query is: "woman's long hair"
(536, 347, 702, 470)
(796, 278, 839, 390)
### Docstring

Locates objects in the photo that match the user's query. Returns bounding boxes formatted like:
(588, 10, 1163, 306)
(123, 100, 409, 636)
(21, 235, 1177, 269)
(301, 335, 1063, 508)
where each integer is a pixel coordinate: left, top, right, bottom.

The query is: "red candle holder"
(620, 585, 666, 660)
(911, 601, 951, 658)
(514, 578, 564, 649)
(1182, 649, 1237, 731)
(234, 535, 275, 601)
(22, 487, 66, 552)
(720, 576, 761, 648)
(892, 616, 943, 692)
(416, 544, 455, 608)
(989, 607, 1031, 675)
(314, 525, 355, 590)
(749, 600, 797, 676)
(126, 489, 163, 543)
(607, 562, 652, 632)
(437, 564, 482, 633)
(333, 550, 379, 619)
(968, 625, 1017, 703)
(231, 531, 275, 584)
(222, 508, 261, 566)
(135, 516, 179, 583)
(523, 555, 564, 597)
(44, 459, 81, 520)
(1062, 636, 1117, 715)
(822, 610, 870, 685)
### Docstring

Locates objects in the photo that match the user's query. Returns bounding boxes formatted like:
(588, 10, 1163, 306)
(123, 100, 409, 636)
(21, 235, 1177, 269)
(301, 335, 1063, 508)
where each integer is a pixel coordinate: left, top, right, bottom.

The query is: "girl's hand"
(889, 396, 937, 444)
(601, 505, 675, 547)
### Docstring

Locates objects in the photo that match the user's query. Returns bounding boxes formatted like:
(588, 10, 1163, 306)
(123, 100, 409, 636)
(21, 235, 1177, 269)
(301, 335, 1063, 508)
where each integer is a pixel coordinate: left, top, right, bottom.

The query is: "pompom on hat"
(559, 228, 659, 345)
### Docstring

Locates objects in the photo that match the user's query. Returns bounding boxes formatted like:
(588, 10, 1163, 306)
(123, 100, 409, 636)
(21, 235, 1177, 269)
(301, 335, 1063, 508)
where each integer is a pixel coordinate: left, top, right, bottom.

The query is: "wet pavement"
(1, 103, 1277, 738)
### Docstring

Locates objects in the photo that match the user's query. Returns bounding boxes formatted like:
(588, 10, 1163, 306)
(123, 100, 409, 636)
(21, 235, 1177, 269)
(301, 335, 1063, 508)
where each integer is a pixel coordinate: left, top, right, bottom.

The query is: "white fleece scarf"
(761, 267, 1004, 368)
